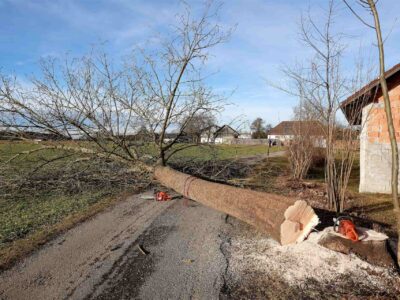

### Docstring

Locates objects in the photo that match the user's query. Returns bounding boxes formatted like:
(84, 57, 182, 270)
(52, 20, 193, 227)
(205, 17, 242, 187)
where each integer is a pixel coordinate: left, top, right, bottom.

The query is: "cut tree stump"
(154, 166, 319, 245)
(318, 228, 394, 268)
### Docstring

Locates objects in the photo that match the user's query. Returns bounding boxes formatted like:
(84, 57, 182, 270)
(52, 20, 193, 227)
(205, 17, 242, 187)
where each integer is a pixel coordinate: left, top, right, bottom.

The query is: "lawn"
(170, 144, 284, 162)
(0, 140, 282, 269)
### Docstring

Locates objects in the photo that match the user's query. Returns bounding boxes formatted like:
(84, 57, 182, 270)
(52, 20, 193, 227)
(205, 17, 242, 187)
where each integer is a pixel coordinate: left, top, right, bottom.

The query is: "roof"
(340, 63, 400, 125)
(214, 125, 240, 136)
(269, 121, 325, 136)
(200, 124, 220, 133)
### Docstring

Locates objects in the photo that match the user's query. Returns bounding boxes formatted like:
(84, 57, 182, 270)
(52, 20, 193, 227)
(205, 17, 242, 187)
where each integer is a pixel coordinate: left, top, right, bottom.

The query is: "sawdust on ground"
(222, 217, 400, 299)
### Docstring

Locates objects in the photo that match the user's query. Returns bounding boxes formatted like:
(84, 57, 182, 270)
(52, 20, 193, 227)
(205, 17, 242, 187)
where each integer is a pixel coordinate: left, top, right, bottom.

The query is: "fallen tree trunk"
(154, 166, 319, 245)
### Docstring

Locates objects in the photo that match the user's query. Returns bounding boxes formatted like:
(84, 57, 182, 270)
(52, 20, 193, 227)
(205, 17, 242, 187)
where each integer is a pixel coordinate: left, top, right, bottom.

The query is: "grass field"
(0, 141, 282, 269)
(171, 144, 283, 161)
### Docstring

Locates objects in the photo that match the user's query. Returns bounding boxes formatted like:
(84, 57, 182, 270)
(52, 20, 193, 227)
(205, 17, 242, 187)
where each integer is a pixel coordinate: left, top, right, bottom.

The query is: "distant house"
(341, 63, 400, 194)
(239, 132, 252, 139)
(268, 121, 325, 147)
(200, 125, 240, 144)
(163, 132, 191, 143)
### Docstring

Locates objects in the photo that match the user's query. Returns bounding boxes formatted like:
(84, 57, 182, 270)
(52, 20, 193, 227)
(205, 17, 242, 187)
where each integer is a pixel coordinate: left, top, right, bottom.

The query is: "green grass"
(170, 144, 284, 162)
(0, 190, 109, 245)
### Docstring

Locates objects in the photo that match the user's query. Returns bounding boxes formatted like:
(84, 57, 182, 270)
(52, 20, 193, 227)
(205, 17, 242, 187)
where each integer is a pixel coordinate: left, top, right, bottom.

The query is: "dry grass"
(247, 155, 397, 232)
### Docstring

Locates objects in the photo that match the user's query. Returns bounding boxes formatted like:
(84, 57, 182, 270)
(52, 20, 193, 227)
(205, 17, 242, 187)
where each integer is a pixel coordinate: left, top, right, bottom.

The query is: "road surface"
(0, 193, 230, 300)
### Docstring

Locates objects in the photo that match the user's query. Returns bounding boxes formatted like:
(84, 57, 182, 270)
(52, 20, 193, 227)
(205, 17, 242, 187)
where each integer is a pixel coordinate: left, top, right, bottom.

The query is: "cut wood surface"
(318, 231, 394, 268)
(154, 166, 319, 245)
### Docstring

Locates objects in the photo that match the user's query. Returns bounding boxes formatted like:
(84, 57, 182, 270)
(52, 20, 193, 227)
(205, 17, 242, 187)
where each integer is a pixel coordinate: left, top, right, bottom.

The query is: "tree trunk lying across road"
(154, 166, 319, 245)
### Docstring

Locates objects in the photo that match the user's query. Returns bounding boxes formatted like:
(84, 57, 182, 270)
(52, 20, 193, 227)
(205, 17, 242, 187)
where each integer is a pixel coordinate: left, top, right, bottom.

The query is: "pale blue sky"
(1, 0, 399, 128)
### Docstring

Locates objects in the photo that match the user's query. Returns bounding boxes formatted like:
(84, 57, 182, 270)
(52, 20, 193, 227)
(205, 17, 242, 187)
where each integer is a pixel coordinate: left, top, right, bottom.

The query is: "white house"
(268, 121, 326, 147)
(200, 125, 240, 144)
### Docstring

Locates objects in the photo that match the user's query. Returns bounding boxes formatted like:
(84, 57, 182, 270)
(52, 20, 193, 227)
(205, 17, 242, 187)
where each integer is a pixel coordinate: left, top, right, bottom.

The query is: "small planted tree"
(287, 88, 317, 181)
(287, 126, 315, 181)
(272, 0, 372, 212)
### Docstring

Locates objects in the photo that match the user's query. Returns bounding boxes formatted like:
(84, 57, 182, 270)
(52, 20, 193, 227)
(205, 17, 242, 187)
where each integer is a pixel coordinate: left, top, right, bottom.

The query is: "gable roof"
(200, 124, 219, 133)
(214, 125, 240, 136)
(269, 121, 325, 136)
(340, 63, 400, 125)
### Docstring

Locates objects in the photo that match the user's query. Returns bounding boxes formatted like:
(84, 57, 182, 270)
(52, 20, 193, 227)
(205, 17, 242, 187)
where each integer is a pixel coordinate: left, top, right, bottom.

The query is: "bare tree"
(343, 0, 400, 265)
(287, 128, 316, 180)
(293, 98, 322, 122)
(125, 1, 230, 165)
(182, 112, 216, 143)
(287, 85, 318, 180)
(272, 0, 372, 212)
(0, 1, 230, 171)
(279, 0, 347, 211)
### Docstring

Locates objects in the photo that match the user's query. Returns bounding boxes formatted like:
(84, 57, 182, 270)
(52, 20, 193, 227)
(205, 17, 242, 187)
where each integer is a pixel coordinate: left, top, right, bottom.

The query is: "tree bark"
(154, 166, 319, 245)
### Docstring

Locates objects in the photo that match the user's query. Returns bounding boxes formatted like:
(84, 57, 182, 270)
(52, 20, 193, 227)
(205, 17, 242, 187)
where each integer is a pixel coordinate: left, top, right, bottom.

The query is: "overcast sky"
(1, 0, 400, 128)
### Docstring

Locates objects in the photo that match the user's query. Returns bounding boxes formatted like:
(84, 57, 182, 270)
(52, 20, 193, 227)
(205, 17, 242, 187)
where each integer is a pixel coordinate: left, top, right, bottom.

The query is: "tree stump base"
(318, 228, 394, 268)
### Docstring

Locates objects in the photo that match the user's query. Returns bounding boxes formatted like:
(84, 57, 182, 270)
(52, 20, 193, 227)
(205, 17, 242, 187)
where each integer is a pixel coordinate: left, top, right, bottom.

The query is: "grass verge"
(0, 189, 143, 271)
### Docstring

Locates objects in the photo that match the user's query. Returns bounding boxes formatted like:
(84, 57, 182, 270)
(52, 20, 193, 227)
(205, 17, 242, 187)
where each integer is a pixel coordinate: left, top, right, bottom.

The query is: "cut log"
(154, 166, 319, 245)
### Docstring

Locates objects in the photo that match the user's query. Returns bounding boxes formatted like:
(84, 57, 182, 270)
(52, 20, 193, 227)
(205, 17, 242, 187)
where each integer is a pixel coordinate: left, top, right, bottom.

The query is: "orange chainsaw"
(155, 191, 171, 201)
(333, 216, 359, 242)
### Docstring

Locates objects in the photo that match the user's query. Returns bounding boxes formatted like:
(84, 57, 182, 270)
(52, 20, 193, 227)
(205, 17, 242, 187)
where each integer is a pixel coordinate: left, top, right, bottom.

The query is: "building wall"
(268, 134, 292, 142)
(360, 83, 400, 193)
(268, 134, 326, 147)
(200, 135, 237, 144)
(214, 136, 236, 144)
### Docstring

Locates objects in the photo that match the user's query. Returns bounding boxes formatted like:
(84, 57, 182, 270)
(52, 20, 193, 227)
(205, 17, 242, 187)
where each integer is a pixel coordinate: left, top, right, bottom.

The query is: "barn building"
(200, 125, 240, 144)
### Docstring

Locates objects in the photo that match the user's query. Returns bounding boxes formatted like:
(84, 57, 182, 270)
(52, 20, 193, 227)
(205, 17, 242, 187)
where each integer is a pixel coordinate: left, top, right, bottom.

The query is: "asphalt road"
(0, 193, 230, 300)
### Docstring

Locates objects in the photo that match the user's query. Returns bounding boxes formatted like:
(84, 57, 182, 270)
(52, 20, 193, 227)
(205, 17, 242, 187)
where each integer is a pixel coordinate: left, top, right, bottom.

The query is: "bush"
(287, 136, 315, 180)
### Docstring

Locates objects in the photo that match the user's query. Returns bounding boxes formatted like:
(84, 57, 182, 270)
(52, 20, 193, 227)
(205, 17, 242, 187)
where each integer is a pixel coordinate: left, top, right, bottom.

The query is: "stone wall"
(360, 82, 400, 193)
